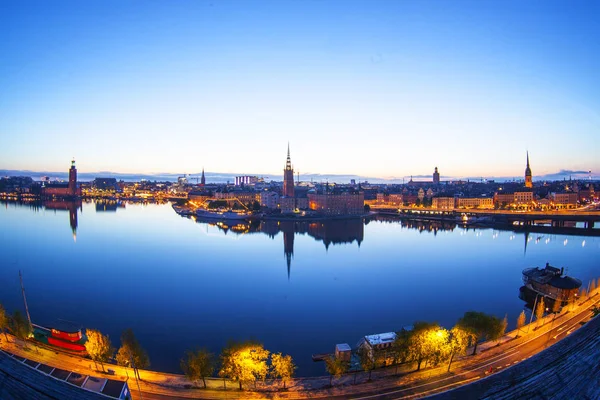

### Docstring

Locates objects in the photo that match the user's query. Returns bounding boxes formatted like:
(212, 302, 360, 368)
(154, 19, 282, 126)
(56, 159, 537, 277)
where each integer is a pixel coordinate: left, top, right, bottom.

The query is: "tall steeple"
(524, 151, 532, 188)
(283, 143, 295, 198)
(201, 167, 206, 186)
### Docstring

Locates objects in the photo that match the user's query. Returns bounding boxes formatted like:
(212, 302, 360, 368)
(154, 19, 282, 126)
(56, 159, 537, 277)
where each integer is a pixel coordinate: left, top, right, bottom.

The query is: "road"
(1, 293, 598, 400)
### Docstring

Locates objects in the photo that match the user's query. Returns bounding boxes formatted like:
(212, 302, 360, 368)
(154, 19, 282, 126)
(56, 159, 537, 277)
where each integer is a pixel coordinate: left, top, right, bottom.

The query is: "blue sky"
(1, 0, 599, 179)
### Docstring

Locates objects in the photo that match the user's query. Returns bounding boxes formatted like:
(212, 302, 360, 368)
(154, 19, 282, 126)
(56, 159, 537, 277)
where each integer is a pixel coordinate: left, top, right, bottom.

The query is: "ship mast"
(19, 270, 33, 331)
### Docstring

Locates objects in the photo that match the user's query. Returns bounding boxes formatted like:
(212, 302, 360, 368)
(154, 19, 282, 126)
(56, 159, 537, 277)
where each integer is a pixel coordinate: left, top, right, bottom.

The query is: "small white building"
(357, 332, 397, 362)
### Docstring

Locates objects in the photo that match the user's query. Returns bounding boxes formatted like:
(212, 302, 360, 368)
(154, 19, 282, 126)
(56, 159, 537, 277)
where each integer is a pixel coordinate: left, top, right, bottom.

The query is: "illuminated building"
(432, 197, 455, 210)
(41, 160, 81, 198)
(551, 193, 578, 209)
(525, 151, 533, 188)
(308, 190, 364, 215)
(283, 144, 295, 198)
(235, 176, 258, 186)
(456, 197, 494, 209)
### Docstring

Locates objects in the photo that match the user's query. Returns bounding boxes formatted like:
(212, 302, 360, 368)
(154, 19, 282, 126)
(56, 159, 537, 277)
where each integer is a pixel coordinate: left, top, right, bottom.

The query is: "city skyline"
(1, 1, 599, 177)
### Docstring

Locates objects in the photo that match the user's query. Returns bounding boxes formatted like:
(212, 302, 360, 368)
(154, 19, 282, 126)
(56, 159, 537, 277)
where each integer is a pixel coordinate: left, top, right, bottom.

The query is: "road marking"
(391, 376, 482, 400)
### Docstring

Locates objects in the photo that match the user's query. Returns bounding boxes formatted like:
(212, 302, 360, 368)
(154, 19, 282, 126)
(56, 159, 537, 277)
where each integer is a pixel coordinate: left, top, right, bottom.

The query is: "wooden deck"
(429, 315, 600, 399)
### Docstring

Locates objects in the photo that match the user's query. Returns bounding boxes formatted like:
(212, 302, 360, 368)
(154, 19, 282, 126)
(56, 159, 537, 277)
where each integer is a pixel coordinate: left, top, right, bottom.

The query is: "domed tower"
(525, 152, 533, 188)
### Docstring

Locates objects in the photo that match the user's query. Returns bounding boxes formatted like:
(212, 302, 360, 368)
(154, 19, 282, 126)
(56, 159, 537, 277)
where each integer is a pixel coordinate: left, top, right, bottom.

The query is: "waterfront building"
(433, 167, 440, 184)
(260, 191, 279, 209)
(522, 263, 582, 302)
(296, 196, 309, 210)
(551, 192, 578, 209)
(283, 144, 295, 198)
(514, 191, 533, 204)
(494, 192, 515, 207)
(335, 343, 352, 362)
(578, 184, 596, 203)
(357, 332, 396, 363)
(456, 197, 494, 209)
(279, 196, 296, 213)
(432, 197, 456, 210)
(525, 151, 533, 188)
(41, 160, 81, 198)
(307, 189, 364, 216)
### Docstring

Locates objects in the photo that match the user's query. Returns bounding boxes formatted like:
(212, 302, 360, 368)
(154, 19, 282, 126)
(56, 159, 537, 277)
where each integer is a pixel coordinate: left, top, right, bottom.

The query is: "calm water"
(1, 200, 599, 377)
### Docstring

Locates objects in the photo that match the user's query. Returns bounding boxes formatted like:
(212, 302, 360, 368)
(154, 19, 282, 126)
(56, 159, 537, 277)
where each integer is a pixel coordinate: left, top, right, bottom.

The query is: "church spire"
(526, 151, 530, 168)
(285, 142, 292, 170)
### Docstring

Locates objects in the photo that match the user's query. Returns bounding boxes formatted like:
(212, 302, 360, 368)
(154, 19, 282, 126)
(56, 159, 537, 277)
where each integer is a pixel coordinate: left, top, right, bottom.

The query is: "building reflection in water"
(191, 218, 367, 280)
(43, 200, 82, 242)
(94, 199, 125, 212)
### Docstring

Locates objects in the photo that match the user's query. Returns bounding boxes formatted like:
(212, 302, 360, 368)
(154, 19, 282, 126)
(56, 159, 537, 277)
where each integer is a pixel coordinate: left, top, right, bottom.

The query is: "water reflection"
(95, 199, 125, 212)
(188, 218, 365, 279)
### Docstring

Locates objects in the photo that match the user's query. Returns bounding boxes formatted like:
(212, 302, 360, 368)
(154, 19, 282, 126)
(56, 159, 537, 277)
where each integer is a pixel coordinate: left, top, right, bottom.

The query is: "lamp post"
(527, 294, 540, 333)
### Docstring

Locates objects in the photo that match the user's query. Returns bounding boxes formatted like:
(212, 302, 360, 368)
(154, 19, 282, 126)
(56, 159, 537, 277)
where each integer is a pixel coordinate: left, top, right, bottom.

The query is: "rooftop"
(365, 332, 396, 346)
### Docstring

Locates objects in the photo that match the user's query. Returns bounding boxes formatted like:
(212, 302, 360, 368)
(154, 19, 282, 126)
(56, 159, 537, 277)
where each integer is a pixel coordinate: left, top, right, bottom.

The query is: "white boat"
(195, 209, 250, 220)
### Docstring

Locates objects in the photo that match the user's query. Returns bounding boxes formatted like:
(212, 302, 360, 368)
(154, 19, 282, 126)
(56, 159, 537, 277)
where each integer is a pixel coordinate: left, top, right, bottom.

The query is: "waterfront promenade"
(1, 289, 598, 399)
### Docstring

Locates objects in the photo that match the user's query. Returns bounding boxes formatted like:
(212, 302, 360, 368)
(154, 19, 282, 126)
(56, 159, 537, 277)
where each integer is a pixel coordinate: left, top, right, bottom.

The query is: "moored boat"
(522, 262, 582, 302)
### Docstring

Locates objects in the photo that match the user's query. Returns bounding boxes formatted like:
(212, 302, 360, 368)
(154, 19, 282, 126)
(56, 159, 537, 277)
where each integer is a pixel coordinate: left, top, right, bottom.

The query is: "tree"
(500, 314, 508, 339)
(551, 298, 562, 319)
(85, 329, 114, 372)
(0, 304, 8, 342)
(358, 345, 375, 381)
(407, 322, 446, 370)
(535, 297, 545, 326)
(219, 341, 269, 390)
(270, 352, 296, 390)
(391, 328, 412, 374)
(446, 327, 472, 372)
(181, 348, 214, 389)
(116, 329, 150, 380)
(516, 311, 526, 337)
(10, 311, 31, 348)
(324, 356, 348, 387)
(456, 312, 504, 355)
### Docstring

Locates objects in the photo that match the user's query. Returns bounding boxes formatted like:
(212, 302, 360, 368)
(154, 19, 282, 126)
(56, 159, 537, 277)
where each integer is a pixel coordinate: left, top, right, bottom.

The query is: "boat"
(522, 263, 582, 302)
(32, 321, 87, 353)
(195, 209, 251, 221)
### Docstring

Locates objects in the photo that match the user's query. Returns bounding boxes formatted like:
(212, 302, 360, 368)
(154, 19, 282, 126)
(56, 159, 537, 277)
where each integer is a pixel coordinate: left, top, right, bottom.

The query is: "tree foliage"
(407, 321, 446, 370)
(0, 304, 8, 342)
(219, 341, 270, 390)
(535, 297, 546, 325)
(391, 328, 411, 365)
(456, 312, 504, 355)
(181, 348, 214, 389)
(116, 328, 150, 375)
(446, 326, 472, 372)
(516, 311, 526, 336)
(358, 345, 376, 381)
(10, 311, 31, 344)
(324, 356, 348, 387)
(85, 329, 114, 372)
(270, 352, 296, 389)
